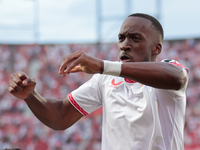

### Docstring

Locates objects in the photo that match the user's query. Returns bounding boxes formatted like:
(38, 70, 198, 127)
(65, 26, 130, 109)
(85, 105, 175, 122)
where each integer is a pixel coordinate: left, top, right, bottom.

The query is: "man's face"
(118, 16, 159, 62)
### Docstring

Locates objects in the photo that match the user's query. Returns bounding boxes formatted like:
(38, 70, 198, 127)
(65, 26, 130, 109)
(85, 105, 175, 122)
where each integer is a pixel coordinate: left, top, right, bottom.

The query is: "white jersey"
(68, 59, 189, 150)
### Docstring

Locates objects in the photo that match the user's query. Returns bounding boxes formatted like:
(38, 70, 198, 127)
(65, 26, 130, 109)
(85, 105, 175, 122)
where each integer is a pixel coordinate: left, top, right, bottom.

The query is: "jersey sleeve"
(68, 74, 102, 116)
(161, 59, 189, 74)
(161, 59, 189, 96)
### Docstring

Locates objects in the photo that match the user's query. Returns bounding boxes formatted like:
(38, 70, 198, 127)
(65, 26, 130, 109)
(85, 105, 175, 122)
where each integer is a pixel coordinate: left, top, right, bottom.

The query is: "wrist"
(102, 60, 122, 76)
(24, 90, 36, 101)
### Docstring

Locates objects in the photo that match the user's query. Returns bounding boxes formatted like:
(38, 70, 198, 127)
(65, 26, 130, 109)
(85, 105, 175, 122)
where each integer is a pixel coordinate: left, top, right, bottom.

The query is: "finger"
(11, 73, 25, 88)
(64, 57, 83, 74)
(9, 79, 24, 92)
(68, 66, 83, 73)
(16, 71, 29, 81)
(7, 85, 20, 94)
(59, 51, 82, 75)
(62, 73, 66, 77)
(22, 78, 36, 86)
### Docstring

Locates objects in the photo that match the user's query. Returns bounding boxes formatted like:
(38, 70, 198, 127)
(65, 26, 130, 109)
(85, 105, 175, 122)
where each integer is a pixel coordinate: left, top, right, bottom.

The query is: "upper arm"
(179, 67, 188, 89)
(55, 97, 84, 130)
(162, 59, 189, 90)
(56, 75, 102, 130)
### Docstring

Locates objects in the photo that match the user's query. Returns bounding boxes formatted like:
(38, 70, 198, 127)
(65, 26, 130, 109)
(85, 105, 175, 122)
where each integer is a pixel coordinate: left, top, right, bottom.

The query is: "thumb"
(22, 78, 36, 86)
(69, 66, 83, 73)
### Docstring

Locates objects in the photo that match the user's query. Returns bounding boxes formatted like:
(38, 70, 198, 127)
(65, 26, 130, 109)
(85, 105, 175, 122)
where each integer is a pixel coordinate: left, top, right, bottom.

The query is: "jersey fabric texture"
(68, 59, 189, 150)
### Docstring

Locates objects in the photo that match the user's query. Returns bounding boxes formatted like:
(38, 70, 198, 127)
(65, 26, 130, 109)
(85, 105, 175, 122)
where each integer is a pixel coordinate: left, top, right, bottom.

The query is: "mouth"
(120, 55, 131, 62)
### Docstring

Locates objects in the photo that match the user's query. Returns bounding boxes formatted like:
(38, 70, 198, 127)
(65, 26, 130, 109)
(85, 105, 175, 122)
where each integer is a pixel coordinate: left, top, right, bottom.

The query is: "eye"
(132, 36, 140, 41)
(118, 36, 125, 42)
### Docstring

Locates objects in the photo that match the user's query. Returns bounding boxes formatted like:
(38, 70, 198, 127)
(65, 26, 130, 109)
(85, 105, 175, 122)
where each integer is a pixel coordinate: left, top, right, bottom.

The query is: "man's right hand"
(7, 71, 36, 100)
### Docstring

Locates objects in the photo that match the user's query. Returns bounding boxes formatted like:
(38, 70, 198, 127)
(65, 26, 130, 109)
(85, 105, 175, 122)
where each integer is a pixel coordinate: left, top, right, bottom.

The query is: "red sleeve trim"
(68, 93, 88, 116)
(170, 62, 189, 73)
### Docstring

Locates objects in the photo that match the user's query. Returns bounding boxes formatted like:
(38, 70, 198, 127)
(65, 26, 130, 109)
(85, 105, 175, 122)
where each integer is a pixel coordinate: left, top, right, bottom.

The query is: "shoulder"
(91, 74, 115, 85)
(161, 59, 189, 73)
(161, 59, 180, 64)
(161, 59, 184, 68)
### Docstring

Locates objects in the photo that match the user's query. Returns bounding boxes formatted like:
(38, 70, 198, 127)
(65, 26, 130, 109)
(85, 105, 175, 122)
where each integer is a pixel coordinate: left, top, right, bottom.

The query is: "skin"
(7, 16, 187, 130)
(118, 16, 162, 62)
(117, 17, 187, 89)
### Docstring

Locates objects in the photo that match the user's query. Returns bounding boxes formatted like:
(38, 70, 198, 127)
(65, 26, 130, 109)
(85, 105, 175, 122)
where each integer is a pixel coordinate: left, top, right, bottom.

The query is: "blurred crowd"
(0, 39, 200, 150)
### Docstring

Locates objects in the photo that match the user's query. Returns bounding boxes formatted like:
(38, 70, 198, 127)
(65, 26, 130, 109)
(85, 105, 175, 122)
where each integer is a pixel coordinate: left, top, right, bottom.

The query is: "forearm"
(120, 62, 187, 90)
(8, 71, 83, 129)
(24, 90, 67, 130)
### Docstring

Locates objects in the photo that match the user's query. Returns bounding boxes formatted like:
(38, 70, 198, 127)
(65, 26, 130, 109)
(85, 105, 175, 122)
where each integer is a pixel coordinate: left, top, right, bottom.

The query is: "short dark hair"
(128, 13, 164, 40)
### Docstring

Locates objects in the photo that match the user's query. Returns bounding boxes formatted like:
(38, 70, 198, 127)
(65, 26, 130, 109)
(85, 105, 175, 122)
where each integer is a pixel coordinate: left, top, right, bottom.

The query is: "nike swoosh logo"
(111, 78, 123, 86)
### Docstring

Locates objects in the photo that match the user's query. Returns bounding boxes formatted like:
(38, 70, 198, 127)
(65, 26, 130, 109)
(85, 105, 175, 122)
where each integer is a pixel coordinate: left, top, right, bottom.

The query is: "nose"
(120, 39, 131, 51)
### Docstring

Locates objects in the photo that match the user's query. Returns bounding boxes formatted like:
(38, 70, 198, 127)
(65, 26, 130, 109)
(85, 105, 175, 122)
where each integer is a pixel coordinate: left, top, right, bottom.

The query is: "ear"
(152, 43, 162, 56)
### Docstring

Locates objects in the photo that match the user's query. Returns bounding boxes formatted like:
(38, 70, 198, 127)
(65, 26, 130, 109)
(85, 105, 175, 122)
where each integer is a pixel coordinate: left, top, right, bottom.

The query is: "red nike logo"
(111, 79, 123, 86)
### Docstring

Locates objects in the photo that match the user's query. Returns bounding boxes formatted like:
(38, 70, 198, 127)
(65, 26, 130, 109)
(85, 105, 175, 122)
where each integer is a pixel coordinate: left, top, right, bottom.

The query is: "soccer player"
(8, 13, 189, 150)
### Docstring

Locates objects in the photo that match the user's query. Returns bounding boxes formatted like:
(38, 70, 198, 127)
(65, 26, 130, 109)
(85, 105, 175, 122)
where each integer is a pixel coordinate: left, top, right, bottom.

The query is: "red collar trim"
(125, 78, 137, 83)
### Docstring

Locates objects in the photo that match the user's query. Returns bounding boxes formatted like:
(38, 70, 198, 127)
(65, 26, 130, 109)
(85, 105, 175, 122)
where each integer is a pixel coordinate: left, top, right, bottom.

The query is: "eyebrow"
(118, 32, 143, 37)
(118, 33, 124, 37)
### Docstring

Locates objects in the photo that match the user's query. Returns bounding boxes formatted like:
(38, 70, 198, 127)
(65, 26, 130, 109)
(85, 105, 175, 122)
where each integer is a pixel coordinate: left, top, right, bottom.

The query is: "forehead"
(119, 16, 154, 35)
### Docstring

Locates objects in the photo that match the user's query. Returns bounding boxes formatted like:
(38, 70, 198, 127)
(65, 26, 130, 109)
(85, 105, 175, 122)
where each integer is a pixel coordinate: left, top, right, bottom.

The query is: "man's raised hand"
(58, 51, 104, 77)
(7, 71, 36, 99)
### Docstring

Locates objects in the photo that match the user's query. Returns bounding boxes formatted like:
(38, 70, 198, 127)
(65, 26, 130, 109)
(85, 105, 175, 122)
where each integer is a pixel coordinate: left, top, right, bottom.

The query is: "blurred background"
(0, 0, 200, 149)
